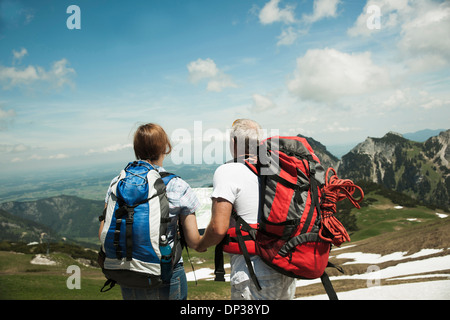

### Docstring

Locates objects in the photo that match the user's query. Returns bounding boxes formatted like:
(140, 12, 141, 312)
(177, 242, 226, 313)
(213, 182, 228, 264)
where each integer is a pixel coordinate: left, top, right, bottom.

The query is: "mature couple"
(98, 119, 296, 300)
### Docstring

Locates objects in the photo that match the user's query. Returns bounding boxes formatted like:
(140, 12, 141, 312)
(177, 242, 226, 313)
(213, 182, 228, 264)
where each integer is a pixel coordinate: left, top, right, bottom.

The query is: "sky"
(0, 0, 449, 176)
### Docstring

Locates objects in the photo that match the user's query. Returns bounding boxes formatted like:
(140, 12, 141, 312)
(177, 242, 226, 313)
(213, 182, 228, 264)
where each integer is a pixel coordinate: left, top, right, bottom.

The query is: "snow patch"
(30, 254, 57, 265)
(336, 248, 444, 265)
(297, 280, 450, 300)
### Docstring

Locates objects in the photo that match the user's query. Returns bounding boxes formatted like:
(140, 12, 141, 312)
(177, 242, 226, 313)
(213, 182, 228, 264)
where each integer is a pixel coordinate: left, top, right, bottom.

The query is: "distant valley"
(0, 128, 448, 247)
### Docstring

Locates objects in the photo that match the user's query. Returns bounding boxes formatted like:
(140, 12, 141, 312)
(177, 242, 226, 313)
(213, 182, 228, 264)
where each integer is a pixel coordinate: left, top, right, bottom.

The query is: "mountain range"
(0, 129, 448, 245)
(0, 196, 103, 246)
(299, 129, 449, 211)
(338, 130, 449, 211)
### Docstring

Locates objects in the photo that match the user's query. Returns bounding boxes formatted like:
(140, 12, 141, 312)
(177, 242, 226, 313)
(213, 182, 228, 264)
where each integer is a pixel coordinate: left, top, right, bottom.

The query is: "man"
(197, 119, 296, 300)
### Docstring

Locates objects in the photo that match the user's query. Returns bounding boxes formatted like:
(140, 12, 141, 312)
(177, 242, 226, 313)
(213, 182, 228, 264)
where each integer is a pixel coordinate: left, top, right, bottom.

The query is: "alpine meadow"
(0, 0, 449, 302)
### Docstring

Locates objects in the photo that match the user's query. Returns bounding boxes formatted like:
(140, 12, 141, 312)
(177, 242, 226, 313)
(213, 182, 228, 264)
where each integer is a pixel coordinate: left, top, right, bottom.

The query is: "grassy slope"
(350, 192, 444, 242)
(0, 248, 229, 300)
(0, 251, 122, 300)
(0, 187, 448, 300)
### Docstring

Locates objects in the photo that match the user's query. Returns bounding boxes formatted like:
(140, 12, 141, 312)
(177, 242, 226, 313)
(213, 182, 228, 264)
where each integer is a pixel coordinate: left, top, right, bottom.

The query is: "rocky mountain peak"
(424, 129, 449, 167)
(339, 129, 449, 210)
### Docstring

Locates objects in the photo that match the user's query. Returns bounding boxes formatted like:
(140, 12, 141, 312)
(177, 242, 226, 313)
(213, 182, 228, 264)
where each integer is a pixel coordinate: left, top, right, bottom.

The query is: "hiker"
(98, 123, 202, 300)
(196, 119, 297, 300)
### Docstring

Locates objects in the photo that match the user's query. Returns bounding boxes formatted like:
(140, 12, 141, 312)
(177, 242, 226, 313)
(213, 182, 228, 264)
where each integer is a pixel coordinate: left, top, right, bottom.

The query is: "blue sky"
(1, 0, 449, 176)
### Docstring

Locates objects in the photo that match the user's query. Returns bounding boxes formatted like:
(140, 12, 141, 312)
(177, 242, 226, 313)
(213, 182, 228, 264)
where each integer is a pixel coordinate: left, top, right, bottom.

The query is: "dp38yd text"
(180, 304, 269, 317)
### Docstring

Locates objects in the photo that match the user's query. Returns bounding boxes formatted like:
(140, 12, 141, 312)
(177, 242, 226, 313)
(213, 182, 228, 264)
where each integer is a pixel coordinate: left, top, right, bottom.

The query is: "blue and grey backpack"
(98, 161, 182, 291)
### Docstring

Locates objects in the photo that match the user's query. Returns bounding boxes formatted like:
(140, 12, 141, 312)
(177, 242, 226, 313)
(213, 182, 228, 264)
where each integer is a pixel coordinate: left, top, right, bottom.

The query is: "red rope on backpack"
(319, 168, 364, 247)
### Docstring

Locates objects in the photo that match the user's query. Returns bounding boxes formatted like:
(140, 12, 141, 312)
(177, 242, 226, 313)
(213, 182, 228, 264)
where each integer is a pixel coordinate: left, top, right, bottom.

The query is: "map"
(192, 188, 213, 233)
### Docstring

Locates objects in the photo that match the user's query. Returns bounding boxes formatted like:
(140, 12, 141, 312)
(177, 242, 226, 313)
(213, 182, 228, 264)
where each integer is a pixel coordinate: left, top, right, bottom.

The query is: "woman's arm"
(179, 213, 202, 251)
(98, 204, 107, 241)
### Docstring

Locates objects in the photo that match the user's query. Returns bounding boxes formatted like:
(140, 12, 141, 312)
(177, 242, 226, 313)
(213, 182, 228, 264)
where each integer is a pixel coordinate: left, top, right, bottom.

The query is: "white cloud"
(416, 91, 450, 110)
(86, 143, 132, 155)
(41, 59, 76, 88)
(259, 0, 296, 25)
(0, 106, 16, 130)
(0, 65, 39, 87)
(12, 48, 28, 64)
(287, 48, 391, 102)
(303, 0, 341, 23)
(0, 143, 28, 153)
(0, 49, 75, 89)
(48, 153, 69, 160)
(0, 107, 15, 120)
(399, 1, 450, 69)
(347, 0, 411, 37)
(323, 121, 361, 133)
(206, 74, 237, 92)
(420, 98, 446, 110)
(348, 0, 450, 69)
(187, 58, 219, 83)
(258, 0, 341, 46)
(29, 154, 42, 160)
(187, 58, 237, 92)
(251, 93, 276, 112)
(29, 153, 69, 161)
(276, 26, 299, 46)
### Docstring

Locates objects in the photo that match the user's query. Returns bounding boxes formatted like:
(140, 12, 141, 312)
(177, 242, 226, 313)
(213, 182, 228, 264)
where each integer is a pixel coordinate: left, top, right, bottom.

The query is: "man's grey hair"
(230, 119, 263, 157)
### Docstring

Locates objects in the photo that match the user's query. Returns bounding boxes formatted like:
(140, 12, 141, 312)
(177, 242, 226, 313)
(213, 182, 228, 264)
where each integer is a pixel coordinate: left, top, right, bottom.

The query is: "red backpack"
(214, 136, 364, 300)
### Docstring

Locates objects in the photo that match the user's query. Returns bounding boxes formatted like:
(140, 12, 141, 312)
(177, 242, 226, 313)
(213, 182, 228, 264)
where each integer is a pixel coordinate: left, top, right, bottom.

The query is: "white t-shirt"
(211, 162, 260, 225)
(211, 162, 282, 285)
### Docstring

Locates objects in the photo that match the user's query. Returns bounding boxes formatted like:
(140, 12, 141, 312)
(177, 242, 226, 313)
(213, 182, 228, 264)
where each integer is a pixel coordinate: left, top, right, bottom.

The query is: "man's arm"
(196, 197, 232, 252)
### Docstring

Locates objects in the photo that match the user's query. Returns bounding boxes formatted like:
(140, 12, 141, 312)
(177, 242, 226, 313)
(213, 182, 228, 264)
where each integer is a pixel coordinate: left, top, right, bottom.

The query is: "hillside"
(297, 134, 339, 170)
(0, 195, 103, 244)
(0, 209, 56, 243)
(182, 217, 450, 299)
(298, 217, 450, 299)
(1, 129, 448, 246)
(1, 129, 447, 210)
(0, 207, 448, 300)
(0, 171, 449, 300)
(0, 178, 444, 249)
(338, 130, 450, 211)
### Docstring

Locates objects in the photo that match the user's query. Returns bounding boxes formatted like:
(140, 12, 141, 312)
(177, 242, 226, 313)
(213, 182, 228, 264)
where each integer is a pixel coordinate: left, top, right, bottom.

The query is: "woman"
(98, 123, 202, 300)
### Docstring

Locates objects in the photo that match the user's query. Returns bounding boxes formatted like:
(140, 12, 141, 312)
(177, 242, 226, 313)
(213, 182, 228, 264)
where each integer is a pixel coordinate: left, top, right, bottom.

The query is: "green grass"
(346, 190, 443, 242)
(0, 251, 122, 300)
(0, 247, 230, 300)
(0, 274, 122, 300)
(187, 279, 230, 300)
(0, 186, 446, 300)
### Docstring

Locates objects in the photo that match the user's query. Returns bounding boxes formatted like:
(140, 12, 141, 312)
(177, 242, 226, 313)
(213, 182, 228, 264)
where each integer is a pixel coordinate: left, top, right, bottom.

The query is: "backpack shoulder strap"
(227, 157, 260, 176)
(320, 271, 338, 300)
(158, 171, 188, 268)
(159, 171, 178, 185)
(230, 210, 261, 290)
